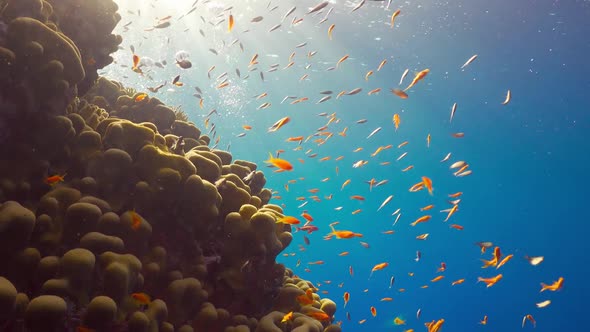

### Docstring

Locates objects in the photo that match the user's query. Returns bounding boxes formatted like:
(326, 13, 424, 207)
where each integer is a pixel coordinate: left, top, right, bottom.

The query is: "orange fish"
(450, 224, 464, 230)
(479, 315, 488, 325)
(328, 24, 335, 40)
(350, 195, 365, 201)
(390, 9, 401, 28)
(45, 173, 66, 185)
(451, 278, 465, 286)
(540, 277, 564, 292)
(276, 216, 301, 225)
(268, 116, 290, 132)
(329, 224, 363, 239)
(228, 14, 234, 32)
(305, 311, 331, 321)
(477, 274, 503, 287)
(130, 210, 142, 230)
(343, 291, 350, 307)
(368, 88, 382, 95)
(249, 53, 259, 66)
(420, 204, 434, 211)
(431, 275, 444, 282)
(393, 317, 406, 325)
(336, 54, 349, 68)
(131, 292, 151, 305)
(266, 153, 293, 171)
(281, 311, 294, 323)
(404, 69, 430, 92)
(410, 215, 431, 227)
(370, 306, 377, 317)
(132, 54, 140, 69)
(339, 251, 350, 256)
(481, 247, 502, 268)
(393, 114, 401, 131)
(422, 176, 433, 195)
(416, 233, 430, 240)
(135, 93, 148, 102)
(286, 136, 304, 142)
(370, 262, 389, 278)
(301, 212, 313, 222)
(296, 289, 315, 305)
(522, 314, 536, 328)
(444, 204, 459, 222)
(308, 260, 324, 265)
(496, 254, 514, 269)
(381, 297, 393, 301)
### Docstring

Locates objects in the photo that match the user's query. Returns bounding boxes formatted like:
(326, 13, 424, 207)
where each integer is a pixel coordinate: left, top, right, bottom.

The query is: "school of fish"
(102, 0, 563, 331)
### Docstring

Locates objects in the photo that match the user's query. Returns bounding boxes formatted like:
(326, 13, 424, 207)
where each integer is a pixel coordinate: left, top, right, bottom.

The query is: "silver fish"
(307, 1, 329, 15)
(268, 24, 281, 32)
(350, 0, 366, 13)
(282, 6, 296, 22)
(346, 88, 362, 95)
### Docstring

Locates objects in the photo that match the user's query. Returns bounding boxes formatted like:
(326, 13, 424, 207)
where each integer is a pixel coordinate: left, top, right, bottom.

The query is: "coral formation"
(0, 0, 340, 331)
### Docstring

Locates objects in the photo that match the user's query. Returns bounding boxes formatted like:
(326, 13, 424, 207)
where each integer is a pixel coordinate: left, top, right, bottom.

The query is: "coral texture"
(0, 1, 339, 331)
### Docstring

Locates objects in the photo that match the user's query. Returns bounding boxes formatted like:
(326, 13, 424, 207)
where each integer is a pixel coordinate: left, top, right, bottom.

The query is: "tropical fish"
(460, 54, 478, 69)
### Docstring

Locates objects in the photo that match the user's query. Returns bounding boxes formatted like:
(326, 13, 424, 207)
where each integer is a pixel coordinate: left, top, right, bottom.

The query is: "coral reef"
(0, 1, 339, 331)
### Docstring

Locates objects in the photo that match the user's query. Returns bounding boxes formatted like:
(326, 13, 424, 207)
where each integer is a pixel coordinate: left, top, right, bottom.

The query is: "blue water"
(105, 0, 589, 330)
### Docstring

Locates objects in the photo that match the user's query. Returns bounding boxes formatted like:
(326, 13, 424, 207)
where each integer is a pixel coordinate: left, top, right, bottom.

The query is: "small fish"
(336, 54, 349, 68)
(522, 314, 536, 328)
(268, 24, 282, 32)
(391, 88, 408, 99)
(450, 103, 457, 123)
(317, 96, 332, 104)
(524, 255, 544, 266)
(440, 153, 452, 163)
(367, 127, 382, 139)
(404, 69, 430, 92)
(377, 195, 393, 211)
(350, 0, 366, 13)
(307, 1, 329, 15)
(502, 89, 511, 105)
(390, 9, 401, 28)
(399, 68, 409, 85)
(45, 173, 66, 185)
(328, 24, 335, 40)
(347, 87, 362, 95)
(460, 54, 478, 69)
(228, 14, 234, 32)
(251, 16, 264, 22)
(283, 6, 297, 21)
(131, 292, 151, 305)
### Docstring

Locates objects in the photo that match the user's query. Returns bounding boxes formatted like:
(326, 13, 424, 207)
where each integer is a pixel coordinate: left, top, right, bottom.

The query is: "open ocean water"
(103, 0, 590, 330)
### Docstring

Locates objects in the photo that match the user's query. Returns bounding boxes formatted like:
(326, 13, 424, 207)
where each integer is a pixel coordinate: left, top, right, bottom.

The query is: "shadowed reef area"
(0, 0, 339, 331)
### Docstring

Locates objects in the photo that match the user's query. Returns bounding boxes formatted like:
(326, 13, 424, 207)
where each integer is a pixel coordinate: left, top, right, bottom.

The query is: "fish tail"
(540, 283, 547, 292)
